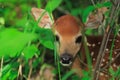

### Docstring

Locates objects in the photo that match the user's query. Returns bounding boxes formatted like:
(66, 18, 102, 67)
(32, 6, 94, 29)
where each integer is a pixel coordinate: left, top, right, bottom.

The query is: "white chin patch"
(60, 61, 72, 67)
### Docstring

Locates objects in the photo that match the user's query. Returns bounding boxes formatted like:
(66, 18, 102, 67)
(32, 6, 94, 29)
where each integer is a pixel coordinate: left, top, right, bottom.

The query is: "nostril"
(60, 54, 72, 64)
(62, 57, 70, 61)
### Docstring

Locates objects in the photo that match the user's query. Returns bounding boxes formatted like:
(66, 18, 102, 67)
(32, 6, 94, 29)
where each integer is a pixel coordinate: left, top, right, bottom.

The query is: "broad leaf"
(45, 0, 62, 13)
(0, 28, 37, 57)
(37, 28, 54, 50)
(23, 45, 38, 60)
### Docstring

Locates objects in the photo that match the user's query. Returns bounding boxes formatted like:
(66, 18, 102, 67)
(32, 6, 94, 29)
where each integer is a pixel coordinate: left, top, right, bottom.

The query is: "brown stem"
(93, 2, 120, 80)
(28, 59, 33, 80)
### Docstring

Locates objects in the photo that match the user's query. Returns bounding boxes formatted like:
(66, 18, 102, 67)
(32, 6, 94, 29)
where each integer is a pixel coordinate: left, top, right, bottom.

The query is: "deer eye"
(55, 35, 59, 42)
(75, 36, 82, 43)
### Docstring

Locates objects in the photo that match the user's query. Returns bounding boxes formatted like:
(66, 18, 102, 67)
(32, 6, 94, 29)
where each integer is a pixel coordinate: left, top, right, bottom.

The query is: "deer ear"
(85, 7, 108, 29)
(31, 7, 54, 29)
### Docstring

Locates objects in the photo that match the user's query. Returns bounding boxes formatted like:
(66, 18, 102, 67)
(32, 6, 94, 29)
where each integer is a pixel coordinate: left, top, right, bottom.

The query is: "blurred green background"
(0, 0, 118, 80)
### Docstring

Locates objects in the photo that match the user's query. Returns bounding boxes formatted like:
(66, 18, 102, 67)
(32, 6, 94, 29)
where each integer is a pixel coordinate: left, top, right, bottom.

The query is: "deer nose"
(60, 54, 73, 66)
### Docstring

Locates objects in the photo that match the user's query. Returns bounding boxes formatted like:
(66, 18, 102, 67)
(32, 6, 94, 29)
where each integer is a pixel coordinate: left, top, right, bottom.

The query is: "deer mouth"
(60, 61, 72, 67)
(60, 53, 73, 66)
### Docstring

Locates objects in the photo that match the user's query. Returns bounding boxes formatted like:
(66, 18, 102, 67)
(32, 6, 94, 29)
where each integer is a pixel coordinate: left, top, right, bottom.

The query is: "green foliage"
(23, 45, 38, 60)
(82, 1, 112, 23)
(0, 17, 5, 25)
(82, 5, 95, 23)
(0, 0, 118, 80)
(109, 67, 120, 80)
(0, 0, 59, 79)
(81, 70, 91, 80)
(45, 0, 62, 13)
(0, 28, 37, 57)
(62, 70, 78, 80)
(1, 61, 19, 80)
(37, 28, 55, 50)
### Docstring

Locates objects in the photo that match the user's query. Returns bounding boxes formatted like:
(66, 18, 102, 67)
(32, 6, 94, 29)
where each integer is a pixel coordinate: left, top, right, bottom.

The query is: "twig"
(91, 0, 96, 7)
(93, 2, 120, 80)
(28, 59, 33, 80)
(57, 7, 70, 14)
(0, 57, 3, 78)
(102, 4, 120, 71)
(17, 64, 23, 80)
(78, 56, 88, 68)
(103, 52, 120, 70)
(110, 0, 116, 6)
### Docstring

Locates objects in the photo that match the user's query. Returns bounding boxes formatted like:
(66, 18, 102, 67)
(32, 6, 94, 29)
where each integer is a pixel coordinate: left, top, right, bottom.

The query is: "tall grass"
(0, 0, 119, 80)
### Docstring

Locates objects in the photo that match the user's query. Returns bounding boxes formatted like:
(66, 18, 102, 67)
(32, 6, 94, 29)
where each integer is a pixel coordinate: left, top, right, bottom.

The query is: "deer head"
(54, 15, 83, 66)
(31, 7, 120, 79)
(31, 8, 84, 66)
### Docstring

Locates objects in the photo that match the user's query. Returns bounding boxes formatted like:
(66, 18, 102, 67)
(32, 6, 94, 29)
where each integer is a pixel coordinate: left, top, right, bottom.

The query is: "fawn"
(31, 7, 120, 80)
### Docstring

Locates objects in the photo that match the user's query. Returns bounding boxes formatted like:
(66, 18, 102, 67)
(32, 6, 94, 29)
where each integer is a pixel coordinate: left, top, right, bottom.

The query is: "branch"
(28, 59, 33, 80)
(57, 7, 70, 14)
(0, 57, 3, 78)
(91, 0, 96, 7)
(92, 2, 120, 80)
(103, 52, 120, 70)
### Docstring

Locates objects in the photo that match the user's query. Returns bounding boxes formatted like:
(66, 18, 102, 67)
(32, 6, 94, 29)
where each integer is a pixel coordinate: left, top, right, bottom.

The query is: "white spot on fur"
(93, 58, 96, 61)
(116, 40, 119, 42)
(112, 58, 114, 61)
(102, 59, 105, 62)
(106, 61, 108, 64)
(113, 63, 117, 68)
(100, 63, 104, 67)
(98, 42, 101, 44)
(105, 48, 109, 51)
(105, 75, 108, 77)
(92, 44, 95, 47)
(109, 39, 112, 41)
(114, 51, 117, 54)
(91, 52, 94, 56)
(100, 72, 104, 76)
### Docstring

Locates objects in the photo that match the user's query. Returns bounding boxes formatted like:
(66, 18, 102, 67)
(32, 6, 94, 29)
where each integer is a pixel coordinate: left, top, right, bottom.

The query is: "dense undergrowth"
(0, 0, 119, 80)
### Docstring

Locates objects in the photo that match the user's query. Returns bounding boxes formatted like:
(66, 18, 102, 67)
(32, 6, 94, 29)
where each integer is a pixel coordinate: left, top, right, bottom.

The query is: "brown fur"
(54, 15, 120, 80)
(54, 15, 82, 58)
(31, 8, 120, 79)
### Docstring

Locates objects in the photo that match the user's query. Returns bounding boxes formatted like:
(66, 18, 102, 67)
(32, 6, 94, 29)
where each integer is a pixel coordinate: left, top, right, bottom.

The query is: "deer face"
(31, 8, 120, 79)
(54, 15, 82, 66)
(31, 8, 83, 66)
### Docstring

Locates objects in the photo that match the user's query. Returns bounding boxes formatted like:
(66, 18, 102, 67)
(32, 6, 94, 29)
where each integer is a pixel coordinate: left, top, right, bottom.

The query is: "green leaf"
(0, 17, 5, 25)
(38, 28, 54, 50)
(8, 70, 18, 80)
(109, 67, 114, 74)
(62, 70, 77, 80)
(1, 64, 12, 80)
(1, 69, 11, 80)
(114, 67, 120, 78)
(0, 28, 37, 57)
(45, 0, 62, 13)
(96, 1, 112, 8)
(71, 8, 82, 16)
(82, 5, 95, 23)
(82, 1, 112, 23)
(23, 45, 38, 60)
(1, 64, 11, 76)
(1, 62, 18, 80)
(81, 70, 91, 80)
(85, 29, 93, 35)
